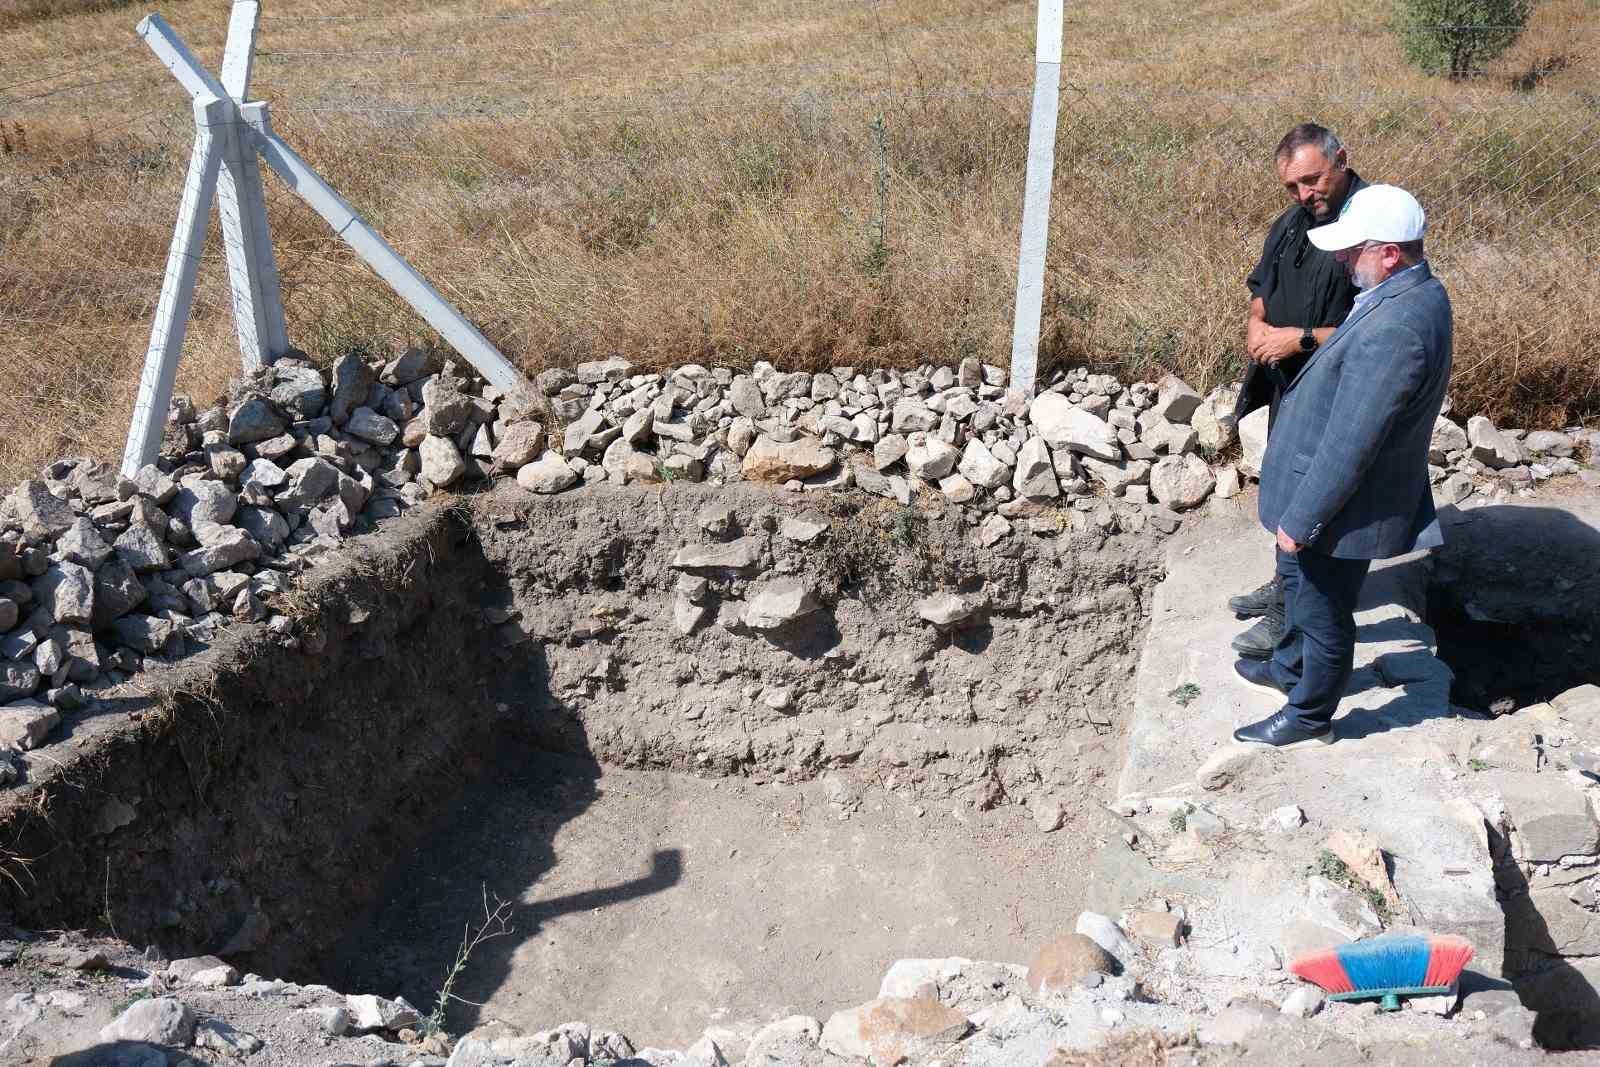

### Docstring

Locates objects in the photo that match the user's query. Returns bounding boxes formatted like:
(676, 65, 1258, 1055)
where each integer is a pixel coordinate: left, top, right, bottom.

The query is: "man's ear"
(1333, 147, 1348, 171)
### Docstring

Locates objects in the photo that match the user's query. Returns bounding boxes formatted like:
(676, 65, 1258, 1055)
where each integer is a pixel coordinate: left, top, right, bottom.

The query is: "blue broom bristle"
(1336, 934, 1433, 990)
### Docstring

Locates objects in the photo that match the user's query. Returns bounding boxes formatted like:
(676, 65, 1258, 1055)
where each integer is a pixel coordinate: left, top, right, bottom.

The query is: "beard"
(1351, 262, 1382, 290)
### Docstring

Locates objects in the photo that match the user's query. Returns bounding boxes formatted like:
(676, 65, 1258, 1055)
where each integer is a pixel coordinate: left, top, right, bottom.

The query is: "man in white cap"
(1232, 184, 1452, 747)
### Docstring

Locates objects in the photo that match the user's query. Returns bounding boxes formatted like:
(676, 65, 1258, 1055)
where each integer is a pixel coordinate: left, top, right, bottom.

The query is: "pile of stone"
(531, 357, 1242, 516)
(1429, 410, 1596, 504)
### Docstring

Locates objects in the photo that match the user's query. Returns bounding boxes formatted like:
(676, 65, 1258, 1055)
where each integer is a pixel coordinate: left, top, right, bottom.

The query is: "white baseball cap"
(1307, 183, 1426, 251)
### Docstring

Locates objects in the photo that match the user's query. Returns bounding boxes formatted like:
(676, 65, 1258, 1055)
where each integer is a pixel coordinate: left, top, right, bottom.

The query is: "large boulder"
(1029, 393, 1119, 460)
(515, 453, 579, 494)
(1150, 453, 1215, 511)
(741, 436, 836, 483)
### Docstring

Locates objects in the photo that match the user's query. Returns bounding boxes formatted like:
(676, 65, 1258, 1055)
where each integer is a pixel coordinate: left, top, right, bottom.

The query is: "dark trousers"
(1267, 547, 1372, 730)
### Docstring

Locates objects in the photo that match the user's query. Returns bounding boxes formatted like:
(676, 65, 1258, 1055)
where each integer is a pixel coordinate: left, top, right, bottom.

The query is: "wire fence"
(1, 2, 1597, 481)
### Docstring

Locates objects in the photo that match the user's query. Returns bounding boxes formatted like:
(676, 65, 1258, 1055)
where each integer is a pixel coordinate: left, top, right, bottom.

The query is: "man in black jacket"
(1228, 123, 1366, 660)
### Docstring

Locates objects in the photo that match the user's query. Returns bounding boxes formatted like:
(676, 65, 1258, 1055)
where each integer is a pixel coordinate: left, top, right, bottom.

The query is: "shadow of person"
(50, 1040, 170, 1066)
(1488, 822, 1600, 1049)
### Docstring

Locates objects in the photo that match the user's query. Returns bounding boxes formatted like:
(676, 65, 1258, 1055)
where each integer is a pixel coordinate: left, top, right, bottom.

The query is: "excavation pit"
(1428, 501, 1600, 715)
(0, 483, 1165, 1046)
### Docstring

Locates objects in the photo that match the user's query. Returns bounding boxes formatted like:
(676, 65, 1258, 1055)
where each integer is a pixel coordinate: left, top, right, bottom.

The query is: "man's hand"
(1247, 326, 1303, 365)
(1276, 526, 1301, 554)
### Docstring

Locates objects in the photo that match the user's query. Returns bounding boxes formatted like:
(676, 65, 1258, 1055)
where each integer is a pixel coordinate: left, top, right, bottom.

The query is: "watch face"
(1300, 332, 1315, 352)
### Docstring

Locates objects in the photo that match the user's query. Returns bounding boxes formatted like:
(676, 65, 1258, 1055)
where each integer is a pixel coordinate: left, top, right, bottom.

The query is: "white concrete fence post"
(120, 94, 229, 477)
(217, 0, 289, 370)
(1008, 0, 1065, 397)
(122, 4, 528, 475)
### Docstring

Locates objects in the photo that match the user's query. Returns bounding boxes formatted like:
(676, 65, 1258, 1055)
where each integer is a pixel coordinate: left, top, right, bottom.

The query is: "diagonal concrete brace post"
(121, 95, 229, 478)
(216, 0, 289, 369)
(243, 102, 527, 392)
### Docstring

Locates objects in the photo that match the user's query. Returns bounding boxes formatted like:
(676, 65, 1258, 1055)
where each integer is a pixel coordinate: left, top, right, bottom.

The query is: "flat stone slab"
(1109, 498, 1505, 989)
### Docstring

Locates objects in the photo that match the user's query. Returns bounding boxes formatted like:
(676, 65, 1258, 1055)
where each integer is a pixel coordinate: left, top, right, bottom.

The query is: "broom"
(1289, 933, 1475, 1012)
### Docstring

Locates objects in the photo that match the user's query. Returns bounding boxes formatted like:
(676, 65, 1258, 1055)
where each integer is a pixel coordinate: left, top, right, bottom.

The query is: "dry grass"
(1, 0, 1597, 483)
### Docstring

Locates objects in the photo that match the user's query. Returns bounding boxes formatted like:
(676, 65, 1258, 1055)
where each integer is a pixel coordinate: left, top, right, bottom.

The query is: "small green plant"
(892, 505, 918, 547)
(1168, 683, 1201, 707)
(1394, 0, 1532, 80)
(1169, 809, 1188, 834)
(423, 886, 515, 1036)
(1468, 757, 1490, 772)
(1314, 849, 1392, 922)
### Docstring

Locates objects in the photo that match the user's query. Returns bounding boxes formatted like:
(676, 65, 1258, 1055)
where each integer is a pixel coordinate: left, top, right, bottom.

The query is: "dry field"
(1, 0, 1597, 483)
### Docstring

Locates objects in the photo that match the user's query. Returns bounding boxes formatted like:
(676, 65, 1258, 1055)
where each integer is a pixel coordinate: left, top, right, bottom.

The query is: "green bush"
(1394, 0, 1533, 79)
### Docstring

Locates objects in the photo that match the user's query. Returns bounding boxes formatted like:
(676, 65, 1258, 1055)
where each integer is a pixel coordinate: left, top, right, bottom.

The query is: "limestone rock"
(515, 453, 579, 494)
(1027, 934, 1117, 994)
(1155, 375, 1202, 424)
(1012, 436, 1059, 499)
(1215, 464, 1242, 499)
(0, 701, 58, 750)
(1430, 416, 1468, 462)
(1196, 745, 1262, 791)
(329, 353, 374, 424)
(1322, 828, 1402, 912)
(110, 614, 178, 655)
(1029, 393, 1120, 460)
(742, 578, 821, 631)
(958, 439, 1010, 489)
(873, 433, 909, 471)
(227, 397, 287, 445)
(905, 433, 959, 481)
(35, 562, 95, 625)
(672, 537, 763, 576)
(420, 435, 467, 487)
(92, 556, 147, 626)
(778, 517, 829, 544)
(100, 996, 195, 1046)
(171, 479, 238, 528)
(741, 435, 836, 483)
(1467, 415, 1520, 469)
(277, 458, 340, 511)
(916, 591, 986, 631)
(891, 399, 939, 434)
(819, 997, 970, 1065)
(1192, 389, 1238, 452)
(270, 365, 328, 419)
(57, 518, 113, 569)
(346, 406, 400, 446)
(7, 480, 76, 539)
(180, 524, 261, 576)
(729, 375, 767, 418)
(1074, 912, 1136, 965)
(1279, 986, 1325, 1018)
(346, 993, 420, 1032)
(1149, 453, 1214, 511)
(1490, 770, 1599, 863)
(745, 1016, 823, 1065)
(1127, 909, 1184, 947)
(1079, 456, 1150, 493)
(1238, 406, 1270, 478)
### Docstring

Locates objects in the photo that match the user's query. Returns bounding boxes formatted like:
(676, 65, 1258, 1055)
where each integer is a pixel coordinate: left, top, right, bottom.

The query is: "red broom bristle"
(1422, 935, 1475, 988)
(1289, 948, 1354, 994)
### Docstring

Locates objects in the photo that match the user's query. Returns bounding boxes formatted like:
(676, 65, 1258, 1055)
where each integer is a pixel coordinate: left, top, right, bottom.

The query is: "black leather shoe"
(1234, 658, 1292, 697)
(1231, 614, 1285, 659)
(1233, 710, 1333, 748)
(1227, 577, 1283, 618)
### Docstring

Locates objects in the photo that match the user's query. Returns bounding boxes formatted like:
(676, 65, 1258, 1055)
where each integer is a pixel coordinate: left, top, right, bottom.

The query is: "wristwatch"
(1299, 328, 1317, 353)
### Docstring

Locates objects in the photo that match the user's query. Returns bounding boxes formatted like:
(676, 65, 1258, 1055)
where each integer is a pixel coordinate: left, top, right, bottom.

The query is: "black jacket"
(1236, 171, 1367, 425)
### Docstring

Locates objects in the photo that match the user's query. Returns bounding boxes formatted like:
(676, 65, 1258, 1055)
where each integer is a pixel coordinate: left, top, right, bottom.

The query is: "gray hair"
(1275, 123, 1344, 164)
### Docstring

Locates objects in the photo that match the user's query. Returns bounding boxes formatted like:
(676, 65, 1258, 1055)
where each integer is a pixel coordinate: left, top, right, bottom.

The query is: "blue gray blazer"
(1257, 261, 1452, 560)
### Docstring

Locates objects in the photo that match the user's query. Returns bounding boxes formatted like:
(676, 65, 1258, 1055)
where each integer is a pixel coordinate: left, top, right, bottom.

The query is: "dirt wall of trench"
(0, 482, 1166, 984)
